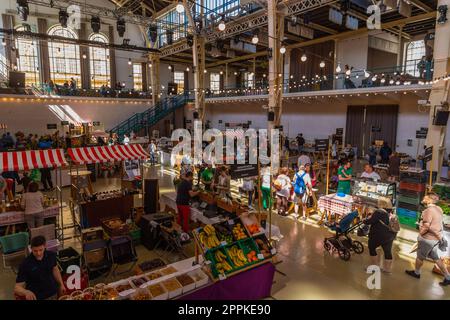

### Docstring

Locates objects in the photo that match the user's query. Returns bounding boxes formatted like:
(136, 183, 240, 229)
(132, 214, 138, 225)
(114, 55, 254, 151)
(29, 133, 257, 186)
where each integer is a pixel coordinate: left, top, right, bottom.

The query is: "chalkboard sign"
(229, 164, 258, 180)
(315, 139, 329, 152)
(124, 160, 140, 171)
(47, 124, 57, 130)
(371, 126, 381, 132)
(61, 121, 69, 126)
(336, 128, 344, 135)
(424, 146, 433, 163)
(93, 121, 101, 126)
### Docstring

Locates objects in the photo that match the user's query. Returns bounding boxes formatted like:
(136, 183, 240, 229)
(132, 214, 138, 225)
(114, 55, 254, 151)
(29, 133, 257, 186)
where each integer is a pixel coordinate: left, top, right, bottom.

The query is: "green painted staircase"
(110, 94, 190, 138)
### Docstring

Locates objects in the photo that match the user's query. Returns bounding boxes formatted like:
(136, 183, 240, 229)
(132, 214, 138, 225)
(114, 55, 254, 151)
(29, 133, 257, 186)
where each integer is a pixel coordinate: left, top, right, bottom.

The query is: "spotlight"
(117, 18, 126, 37)
(59, 9, 69, 27)
(147, 24, 158, 43)
(280, 46, 286, 54)
(186, 34, 194, 47)
(166, 30, 174, 45)
(319, 61, 325, 68)
(17, 0, 29, 21)
(176, 2, 185, 14)
(91, 16, 101, 33)
(300, 54, 307, 62)
(218, 20, 226, 31)
(438, 5, 448, 24)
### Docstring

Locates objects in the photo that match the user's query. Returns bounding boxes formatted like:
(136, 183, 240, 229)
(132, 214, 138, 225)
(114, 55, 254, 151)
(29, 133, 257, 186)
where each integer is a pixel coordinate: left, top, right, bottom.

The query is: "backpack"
(379, 210, 400, 233)
(293, 172, 306, 195)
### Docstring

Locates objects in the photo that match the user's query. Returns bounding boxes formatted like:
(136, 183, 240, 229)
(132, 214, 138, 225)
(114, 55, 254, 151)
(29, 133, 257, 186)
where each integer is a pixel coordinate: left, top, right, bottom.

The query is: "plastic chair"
(0, 232, 29, 271)
(108, 236, 138, 278)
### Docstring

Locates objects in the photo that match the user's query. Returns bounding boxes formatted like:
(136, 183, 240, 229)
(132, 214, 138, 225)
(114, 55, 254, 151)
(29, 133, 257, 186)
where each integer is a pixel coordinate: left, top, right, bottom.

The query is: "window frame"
(133, 63, 143, 91)
(88, 33, 111, 89)
(15, 25, 40, 87)
(174, 71, 185, 94)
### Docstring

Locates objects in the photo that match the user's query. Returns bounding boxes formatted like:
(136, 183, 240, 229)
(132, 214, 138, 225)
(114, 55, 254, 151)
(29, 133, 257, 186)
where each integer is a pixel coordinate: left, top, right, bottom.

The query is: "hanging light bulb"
(335, 63, 342, 73)
(218, 20, 226, 31)
(148, 63, 152, 68)
(319, 61, 325, 68)
(389, 79, 394, 85)
(176, 2, 185, 13)
(220, 70, 223, 75)
(168, 65, 172, 70)
(234, 71, 238, 75)
(252, 34, 259, 44)
(82, 53, 87, 59)
(364, 70, 370, 78)
(186, 67, 190, 72)
(355, 74, 359, 79)
(395, 81, 400, 85)
(380, 78, 386, 84)
(204, 69, 207, 73)
(300, 54, 307, 62)
(345, 69, 351, 76)
(128, 58, 132, 65)
(263, 74, 266, 78)
(279, 46, 286, 54)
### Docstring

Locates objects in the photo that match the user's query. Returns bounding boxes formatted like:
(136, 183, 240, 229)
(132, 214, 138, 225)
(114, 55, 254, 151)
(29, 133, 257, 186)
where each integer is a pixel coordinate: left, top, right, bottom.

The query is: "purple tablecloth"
(181, 262, 275, 300)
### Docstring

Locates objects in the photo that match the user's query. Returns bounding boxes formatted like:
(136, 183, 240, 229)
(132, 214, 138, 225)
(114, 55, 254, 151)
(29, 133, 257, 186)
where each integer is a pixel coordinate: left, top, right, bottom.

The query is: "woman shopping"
(337, 159, 352, 195)
(21, 182, 44, 229)
(275, 167, 291, 216)
(260, 166, 272, 210)
(364, 198, 397, 273)
(216, 167, 231, 199)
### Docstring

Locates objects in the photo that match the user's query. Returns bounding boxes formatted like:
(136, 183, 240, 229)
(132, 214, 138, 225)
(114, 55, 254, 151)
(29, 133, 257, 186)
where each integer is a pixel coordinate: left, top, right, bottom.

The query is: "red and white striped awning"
(0, 149, 67, 172)
(67, 144, 149, 165)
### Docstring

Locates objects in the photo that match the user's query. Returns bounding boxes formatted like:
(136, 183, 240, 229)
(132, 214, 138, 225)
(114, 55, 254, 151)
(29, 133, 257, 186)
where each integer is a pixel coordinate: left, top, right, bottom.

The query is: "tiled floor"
(1, 163, 449, 300)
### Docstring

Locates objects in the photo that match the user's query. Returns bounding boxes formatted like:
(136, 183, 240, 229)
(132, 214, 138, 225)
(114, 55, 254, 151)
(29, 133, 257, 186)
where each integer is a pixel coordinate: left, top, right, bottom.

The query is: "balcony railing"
(203, 62, 434, 98)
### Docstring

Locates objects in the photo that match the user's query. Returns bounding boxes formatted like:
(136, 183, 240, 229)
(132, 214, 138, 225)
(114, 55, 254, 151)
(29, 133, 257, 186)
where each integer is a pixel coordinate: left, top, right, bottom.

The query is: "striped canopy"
(0, 149, 67, 172)
(67, 144, 149, 165)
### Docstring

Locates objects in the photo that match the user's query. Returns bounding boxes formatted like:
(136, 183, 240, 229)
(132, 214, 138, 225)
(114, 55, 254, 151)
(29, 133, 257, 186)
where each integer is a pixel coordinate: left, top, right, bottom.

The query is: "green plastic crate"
(398, 215, 418, 228)
(237, 238, 262, 264)
(204, 247, 234, 278)
(398, 195, 421, 206)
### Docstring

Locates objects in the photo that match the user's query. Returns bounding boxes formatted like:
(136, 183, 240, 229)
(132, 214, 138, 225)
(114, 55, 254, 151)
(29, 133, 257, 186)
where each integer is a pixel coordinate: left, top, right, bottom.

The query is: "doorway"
(345, 105, 398, 157)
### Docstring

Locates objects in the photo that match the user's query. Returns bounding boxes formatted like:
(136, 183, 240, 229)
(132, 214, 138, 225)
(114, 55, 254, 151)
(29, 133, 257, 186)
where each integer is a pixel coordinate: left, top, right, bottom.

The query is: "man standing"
(337, 159, 353, 195)
(176, 171, 199, 232)
(148, 139, 157, 165)
(296, 133, 305, 154)
(15, 236, 66, 300)
(368, 141, 377, 165)
(405, 194, 450, 286)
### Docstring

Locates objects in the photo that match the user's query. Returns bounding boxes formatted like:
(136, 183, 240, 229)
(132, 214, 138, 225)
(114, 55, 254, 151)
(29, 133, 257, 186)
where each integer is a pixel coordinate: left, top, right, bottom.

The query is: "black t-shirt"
(176, 179, 193, 206)
(365, 209, 395, 244)
(16, 250, 58, 300)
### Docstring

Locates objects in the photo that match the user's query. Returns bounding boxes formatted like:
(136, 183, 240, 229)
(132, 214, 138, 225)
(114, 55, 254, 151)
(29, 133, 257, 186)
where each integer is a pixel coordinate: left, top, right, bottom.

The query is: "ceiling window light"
(218, 20, 226, 31)
(300, 54, 307, 62)
(252, 34, 259, 44)
(176, 2, 185, 13)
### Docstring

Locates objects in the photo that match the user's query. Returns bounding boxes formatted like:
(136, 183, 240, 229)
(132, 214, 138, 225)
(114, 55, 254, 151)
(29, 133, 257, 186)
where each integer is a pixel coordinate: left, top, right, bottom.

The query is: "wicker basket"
(102, 218, 129, 237)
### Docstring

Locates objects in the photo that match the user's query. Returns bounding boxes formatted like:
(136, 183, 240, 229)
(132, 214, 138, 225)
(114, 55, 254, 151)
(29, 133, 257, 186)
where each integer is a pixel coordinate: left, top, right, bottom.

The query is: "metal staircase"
(109, 94, 190, 138)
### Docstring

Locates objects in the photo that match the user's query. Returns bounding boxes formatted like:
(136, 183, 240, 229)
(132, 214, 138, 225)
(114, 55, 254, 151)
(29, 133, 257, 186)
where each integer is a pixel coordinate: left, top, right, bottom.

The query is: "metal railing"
(109, 93, 190, 138)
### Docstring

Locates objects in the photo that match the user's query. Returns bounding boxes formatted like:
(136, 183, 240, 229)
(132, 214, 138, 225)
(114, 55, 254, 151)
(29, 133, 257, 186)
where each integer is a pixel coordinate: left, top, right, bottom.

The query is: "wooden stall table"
(0, 205, 61, 234)
(317, 193, 355, 225)
(68, 170, 93, 200)
(79, 195, 134, 228)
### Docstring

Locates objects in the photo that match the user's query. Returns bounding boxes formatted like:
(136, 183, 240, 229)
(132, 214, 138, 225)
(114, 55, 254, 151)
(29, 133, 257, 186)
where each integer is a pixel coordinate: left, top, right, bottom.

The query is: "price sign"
(227, 219, 235, 225)
(219, 273, 227, 281)
(424, 146, 433, 163)
(61, 121, 69, 126)
(336, 128, 344, 135)
(257, 253, 264, 260)
(221, 241, 227, 246)
(315, 139, 329, 152)
(47, 123, 57, 130)
(371, 126, 381, 132)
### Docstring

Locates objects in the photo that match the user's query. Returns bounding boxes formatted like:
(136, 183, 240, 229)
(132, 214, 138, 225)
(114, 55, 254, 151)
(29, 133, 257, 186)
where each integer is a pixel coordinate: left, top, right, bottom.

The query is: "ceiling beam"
(408, 0, 433, 12)
(206, 11, 436, 68)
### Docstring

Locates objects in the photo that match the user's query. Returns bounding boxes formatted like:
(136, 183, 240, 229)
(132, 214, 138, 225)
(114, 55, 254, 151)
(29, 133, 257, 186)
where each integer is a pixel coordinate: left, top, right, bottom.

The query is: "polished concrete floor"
(1, 163, 449, 300)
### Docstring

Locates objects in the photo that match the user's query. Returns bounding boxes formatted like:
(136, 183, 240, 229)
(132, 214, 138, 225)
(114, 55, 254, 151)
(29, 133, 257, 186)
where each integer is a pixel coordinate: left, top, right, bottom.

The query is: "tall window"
(48, 25, 81, 86)
(243, 72, 254, 88)
(89, 33, 110, 89)
(133, 63, 143, 91)
(404, 40, 425, 77)
(174, 71, 184, 94)
(15, 26, 40, 86)
(195, 0, 241, 17)
(210, 73, 220, 92)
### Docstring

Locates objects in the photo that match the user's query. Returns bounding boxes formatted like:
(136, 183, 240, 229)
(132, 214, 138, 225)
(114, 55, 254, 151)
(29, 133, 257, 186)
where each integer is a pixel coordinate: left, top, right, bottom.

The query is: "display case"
(351, 178, 397, 206)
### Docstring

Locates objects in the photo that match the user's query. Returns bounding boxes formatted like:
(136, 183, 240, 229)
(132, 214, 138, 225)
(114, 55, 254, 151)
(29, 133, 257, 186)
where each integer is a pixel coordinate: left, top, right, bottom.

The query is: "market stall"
(0, 149, 67, 236)
(67, 144, 149, 228)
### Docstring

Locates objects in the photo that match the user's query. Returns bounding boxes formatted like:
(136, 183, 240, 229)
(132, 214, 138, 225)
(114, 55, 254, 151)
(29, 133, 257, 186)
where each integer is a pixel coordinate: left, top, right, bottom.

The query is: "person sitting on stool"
(14, 236, 66, 300)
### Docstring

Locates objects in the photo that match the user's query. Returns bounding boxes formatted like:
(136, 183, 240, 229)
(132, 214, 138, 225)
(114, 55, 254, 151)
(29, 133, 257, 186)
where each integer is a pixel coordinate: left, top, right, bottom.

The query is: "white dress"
(276, 174, 291, 198)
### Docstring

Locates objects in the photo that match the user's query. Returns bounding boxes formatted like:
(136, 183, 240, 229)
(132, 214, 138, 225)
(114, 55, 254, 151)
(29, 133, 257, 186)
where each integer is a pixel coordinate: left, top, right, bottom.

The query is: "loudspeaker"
(9, 71, 25, 88)
(193, 111, 199, 119)
(143, 179, 159, 214)
(434, 110, 450, 126)
(268, 111, 275, 121)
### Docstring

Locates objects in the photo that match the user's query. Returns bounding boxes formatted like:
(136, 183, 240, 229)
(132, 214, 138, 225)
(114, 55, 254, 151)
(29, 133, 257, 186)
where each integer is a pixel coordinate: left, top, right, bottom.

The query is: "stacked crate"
(397, 170, 426, 228)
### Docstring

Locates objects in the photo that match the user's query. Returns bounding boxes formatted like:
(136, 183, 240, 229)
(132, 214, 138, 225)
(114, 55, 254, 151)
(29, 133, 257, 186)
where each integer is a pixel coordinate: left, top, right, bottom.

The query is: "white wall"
(336, 35, 369, 88)
(0, 96, 151, 135)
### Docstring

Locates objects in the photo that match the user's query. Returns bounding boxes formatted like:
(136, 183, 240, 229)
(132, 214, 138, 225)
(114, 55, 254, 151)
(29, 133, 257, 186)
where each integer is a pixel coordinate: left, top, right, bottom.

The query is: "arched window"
(15, 25, 40, 86)
(48, 25, 81, 86)
(404, 40, 425, 77)
(89, 33, 110, 89)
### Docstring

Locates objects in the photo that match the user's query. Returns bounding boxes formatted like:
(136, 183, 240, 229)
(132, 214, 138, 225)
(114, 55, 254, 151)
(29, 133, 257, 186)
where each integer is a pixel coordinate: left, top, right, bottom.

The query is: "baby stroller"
(323, 210, 364, 261)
